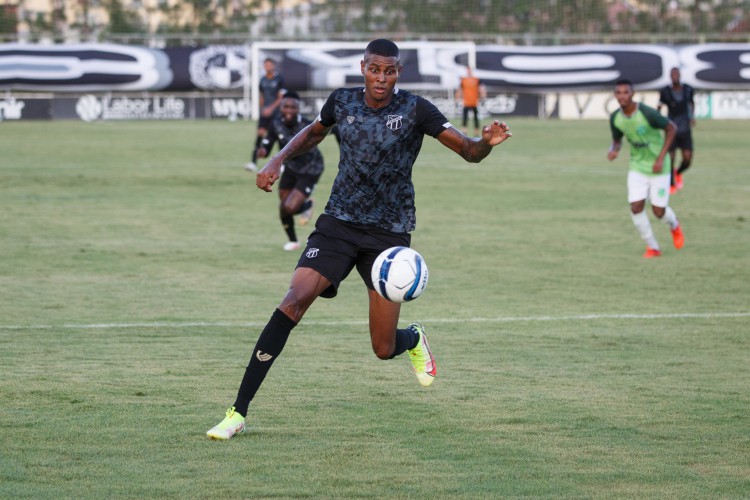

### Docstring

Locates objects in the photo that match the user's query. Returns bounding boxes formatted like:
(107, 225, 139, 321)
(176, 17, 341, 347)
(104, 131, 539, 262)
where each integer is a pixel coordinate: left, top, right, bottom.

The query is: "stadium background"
(1, 0, 750, 122)
(2, 3, 749, 498)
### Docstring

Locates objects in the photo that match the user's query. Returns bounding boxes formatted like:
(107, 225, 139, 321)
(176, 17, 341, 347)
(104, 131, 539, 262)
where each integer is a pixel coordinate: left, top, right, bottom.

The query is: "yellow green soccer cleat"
(206, 406, 246, 440)
(406, 323, 436, 387)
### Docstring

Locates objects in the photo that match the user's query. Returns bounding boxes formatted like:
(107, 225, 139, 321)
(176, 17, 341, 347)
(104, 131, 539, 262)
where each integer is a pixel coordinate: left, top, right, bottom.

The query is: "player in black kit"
(659, 67, 696, 193)
(256, 91, 322, 251)
(245, 57, 285, 172)
(208, 39, 513, 440)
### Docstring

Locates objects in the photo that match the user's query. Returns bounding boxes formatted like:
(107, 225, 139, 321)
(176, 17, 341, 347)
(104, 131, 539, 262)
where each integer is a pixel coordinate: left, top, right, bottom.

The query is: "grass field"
(1, 118, 748, 498)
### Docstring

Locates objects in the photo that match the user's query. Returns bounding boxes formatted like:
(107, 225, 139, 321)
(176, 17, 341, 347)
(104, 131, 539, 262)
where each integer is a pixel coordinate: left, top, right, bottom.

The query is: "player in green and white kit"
(608, 79, 684, 258)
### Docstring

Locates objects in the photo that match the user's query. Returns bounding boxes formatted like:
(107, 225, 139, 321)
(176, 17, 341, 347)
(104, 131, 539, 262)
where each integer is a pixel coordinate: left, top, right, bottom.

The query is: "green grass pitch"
(1, 118, 748, 498)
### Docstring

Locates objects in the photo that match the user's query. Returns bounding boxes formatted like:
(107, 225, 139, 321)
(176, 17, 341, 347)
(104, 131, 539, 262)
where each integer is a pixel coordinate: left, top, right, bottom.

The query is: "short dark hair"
(365, 39, 399, 58)
(283, 90, 300, 100)
(615, 78, 633, 88)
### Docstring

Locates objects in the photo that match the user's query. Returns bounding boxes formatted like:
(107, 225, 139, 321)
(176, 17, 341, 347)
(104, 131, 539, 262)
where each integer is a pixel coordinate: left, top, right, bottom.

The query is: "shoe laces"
(225, 406, 237, 419)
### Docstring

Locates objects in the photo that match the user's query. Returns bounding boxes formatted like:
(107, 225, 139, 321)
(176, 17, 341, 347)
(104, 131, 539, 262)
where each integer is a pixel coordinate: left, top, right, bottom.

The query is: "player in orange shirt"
(455, 66, 486, 135)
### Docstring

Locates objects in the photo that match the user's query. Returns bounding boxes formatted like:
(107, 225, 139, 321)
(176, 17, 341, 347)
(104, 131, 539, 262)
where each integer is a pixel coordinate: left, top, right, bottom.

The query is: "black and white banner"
(0, 94, 256, 121)
(0, 43, 248, 92)
(2, 42, 750, 93)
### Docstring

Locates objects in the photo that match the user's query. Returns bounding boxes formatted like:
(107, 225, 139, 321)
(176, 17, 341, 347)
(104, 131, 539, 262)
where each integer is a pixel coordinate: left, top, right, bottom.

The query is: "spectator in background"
(255, 91, 322, 251)
(246, 57, 285, 172)
(608, 78, 684, 259)
(455, 66, 486, 136)
(658, 67, 696, 194)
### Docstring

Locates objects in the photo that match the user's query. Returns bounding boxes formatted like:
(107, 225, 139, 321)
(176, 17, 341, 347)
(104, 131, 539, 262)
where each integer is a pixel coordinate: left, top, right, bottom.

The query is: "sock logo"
(256, 351, 274, 362)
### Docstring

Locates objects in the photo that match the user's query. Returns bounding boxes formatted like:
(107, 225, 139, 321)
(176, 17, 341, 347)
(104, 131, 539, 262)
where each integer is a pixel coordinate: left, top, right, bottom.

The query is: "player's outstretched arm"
(257, 120, 330, 192)
(437, 120, 512, 163)
(607, 140, 621, 161)
(652, 121, 677, 173)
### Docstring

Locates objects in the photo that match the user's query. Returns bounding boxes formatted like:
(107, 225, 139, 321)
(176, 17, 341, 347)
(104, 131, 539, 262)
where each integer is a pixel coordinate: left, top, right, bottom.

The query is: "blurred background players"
(246, 57, 285, 172)
(255, 91, 322, 251)
(658, 67, 696, 194)
(608, 79, 684, 258)
(455, 66, 486, 136)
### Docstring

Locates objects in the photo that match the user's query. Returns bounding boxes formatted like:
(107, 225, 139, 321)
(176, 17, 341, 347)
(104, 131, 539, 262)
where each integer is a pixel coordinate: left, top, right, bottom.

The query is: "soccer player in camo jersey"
(256, 91, 323, 252)
(658, 67, 696, 194)
(245, 57, 285, 172)
(208, 39, 512, 440)
(608, 78, 684, 259)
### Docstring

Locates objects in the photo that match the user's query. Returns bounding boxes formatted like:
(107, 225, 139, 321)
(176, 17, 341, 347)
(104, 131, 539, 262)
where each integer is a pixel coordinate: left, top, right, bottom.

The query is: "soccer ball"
(371, 246, 429, 303)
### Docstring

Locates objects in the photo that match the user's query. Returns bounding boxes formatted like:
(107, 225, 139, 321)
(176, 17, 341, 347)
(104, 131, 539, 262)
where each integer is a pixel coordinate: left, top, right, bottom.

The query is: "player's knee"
(281, 201, 299, 216)
(279, 201, 298, 218)
(370, 338, 395, 360)
(373, 345, 393, 360)
(278, 301, 306, 324)
(630, 201, 646, 214)
(279, 291, 315, 323)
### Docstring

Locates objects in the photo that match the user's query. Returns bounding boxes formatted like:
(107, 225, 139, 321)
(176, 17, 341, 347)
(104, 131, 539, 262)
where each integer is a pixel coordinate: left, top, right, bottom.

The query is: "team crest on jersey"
(346, 115, 355, 124)
(386, 115, 403, 131)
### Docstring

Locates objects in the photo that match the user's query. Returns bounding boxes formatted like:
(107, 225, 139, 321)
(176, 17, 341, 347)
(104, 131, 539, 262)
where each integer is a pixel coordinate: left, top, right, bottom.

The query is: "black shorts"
(670, 131, 693, 151)
(258, 109, 281, 131)
(278, 169, 320, 196)
(462, 106, 479, 126)
(297, 214, 411, 298)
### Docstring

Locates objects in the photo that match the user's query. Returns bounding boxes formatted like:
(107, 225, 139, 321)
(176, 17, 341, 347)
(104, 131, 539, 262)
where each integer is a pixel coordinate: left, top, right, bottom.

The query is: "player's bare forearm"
(439, 121, 512, 163)
(284, 123, 326, 158)
(256, 122, 328, 192)
(607, 140, 621, 161)
(663, 121, 676, 151)
(655, 121, 677, 169)
(460, 137, 495, 163)
(465, 121, 512, 162)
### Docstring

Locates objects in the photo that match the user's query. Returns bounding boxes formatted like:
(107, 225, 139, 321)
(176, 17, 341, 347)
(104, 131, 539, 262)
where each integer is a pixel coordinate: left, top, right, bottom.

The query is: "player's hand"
(652, 158, 664, 174)
(256, 161, 280, 192)
(257, 148, 268, 159)
(482, 120, 512, 146)
(607, 150, 618, 161)
(261, 106, 273, 118)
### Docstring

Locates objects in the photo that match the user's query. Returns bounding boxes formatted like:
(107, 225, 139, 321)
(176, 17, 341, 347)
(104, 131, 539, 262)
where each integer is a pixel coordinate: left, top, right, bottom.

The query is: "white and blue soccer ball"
(371, 246, 429, 303)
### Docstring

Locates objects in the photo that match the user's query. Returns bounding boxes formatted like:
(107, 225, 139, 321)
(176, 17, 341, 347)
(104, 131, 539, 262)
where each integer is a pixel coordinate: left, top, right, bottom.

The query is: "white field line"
(1, 312, 749, 331)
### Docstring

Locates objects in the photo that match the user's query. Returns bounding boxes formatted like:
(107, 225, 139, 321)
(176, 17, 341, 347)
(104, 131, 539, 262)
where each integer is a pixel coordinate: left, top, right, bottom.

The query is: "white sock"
(631, 211, 659, 250)
(659, 206, 679, 231)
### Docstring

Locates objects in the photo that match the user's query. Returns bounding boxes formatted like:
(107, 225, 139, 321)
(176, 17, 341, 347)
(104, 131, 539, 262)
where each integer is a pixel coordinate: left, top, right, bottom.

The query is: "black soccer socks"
(233, 308, 297, 417)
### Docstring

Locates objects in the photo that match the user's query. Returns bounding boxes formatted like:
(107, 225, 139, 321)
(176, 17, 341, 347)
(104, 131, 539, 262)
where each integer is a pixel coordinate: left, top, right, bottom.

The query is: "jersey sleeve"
(609, 111, 623, 141)
(658, 86, 668, 105)
(318, 89, 339, 127)
(415, 96, 451, 138)
(640, 104, 670, 129)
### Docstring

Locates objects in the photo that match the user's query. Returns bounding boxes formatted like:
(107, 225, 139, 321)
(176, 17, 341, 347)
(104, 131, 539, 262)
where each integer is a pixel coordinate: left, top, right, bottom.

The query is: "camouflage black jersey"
(263, 115, 324, 176)
(659, 84, 695, 135)
(318, 87, 450, 233)
(259, 72, 284, 109)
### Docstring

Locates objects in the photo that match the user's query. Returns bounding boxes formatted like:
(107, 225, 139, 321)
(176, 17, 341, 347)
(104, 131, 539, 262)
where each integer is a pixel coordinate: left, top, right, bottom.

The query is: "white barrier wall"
(2, 91, 749, 122)
(554, 91, 750, 120)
